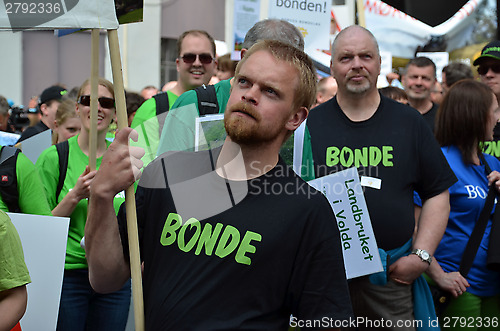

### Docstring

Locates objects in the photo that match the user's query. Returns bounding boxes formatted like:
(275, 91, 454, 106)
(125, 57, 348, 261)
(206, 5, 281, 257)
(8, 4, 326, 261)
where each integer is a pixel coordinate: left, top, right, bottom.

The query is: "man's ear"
(176, 58, 180, 72)
(40, 103, 47, 117)
(285, 107, 308, 131)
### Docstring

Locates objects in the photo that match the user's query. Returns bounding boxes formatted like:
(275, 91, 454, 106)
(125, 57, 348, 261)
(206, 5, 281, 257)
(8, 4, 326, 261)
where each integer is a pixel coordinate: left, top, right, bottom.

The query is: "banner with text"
(364, 0, 484, 58)
(308, 167, 383, 279)
(268, 0, 330, 51)
(0, 0, 119, 30)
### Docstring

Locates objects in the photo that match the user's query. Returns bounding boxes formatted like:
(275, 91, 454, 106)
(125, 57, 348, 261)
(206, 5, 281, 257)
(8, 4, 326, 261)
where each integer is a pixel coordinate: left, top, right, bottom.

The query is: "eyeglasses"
(180, 53, 214, 64)
(78, 95, 115, 109)
(477, 64, 500, 75)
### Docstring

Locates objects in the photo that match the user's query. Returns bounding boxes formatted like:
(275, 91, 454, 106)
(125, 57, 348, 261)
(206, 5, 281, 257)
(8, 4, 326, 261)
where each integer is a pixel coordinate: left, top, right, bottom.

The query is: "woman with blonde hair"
(52, 98, 81, 144)
(36, 78, 130, 331)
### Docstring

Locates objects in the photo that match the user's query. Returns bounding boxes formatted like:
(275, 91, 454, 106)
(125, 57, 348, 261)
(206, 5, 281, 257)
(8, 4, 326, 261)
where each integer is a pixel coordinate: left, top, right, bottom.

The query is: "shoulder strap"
(195, 84, 219, 116)
(153, 92, 170, 116)
(459, 153, 496, 276)
(55, 140, 69, 201)
(0, 146, 21, 212)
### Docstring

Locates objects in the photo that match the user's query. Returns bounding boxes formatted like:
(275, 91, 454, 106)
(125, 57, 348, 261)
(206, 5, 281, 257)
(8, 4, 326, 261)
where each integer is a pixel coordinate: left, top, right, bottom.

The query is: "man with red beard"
(85, 40, 353, 330)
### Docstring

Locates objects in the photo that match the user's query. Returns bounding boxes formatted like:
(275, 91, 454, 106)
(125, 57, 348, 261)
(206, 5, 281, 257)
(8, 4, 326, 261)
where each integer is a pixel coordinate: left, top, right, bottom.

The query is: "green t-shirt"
(156, 79, 232, 155)
(131, 91, 178, 166)
(36, 135, 125, 269)
(0, 147, 51, 215)
(0, 210, 31, 291)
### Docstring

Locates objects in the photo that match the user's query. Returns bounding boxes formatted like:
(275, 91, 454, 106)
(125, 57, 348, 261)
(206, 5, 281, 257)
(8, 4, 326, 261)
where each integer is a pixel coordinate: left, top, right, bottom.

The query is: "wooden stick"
(356, 0, 366, 28)
(107, 28, 145, 331)
(89, 29, 99, 171)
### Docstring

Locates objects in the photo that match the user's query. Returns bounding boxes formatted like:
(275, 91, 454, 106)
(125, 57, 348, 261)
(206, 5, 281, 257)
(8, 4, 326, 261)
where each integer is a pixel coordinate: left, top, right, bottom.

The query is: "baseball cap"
(39, 85, 67, 105)
(473, 40, 500, 66)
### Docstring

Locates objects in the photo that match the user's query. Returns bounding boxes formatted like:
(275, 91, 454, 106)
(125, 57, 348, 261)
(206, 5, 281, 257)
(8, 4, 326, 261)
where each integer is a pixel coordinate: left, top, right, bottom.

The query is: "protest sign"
(364, 0, 484, 58)
(10, 212, 69, 331)
(308, 167, 383, 279)
(0, 0, 118, 30)
(268, 0, 330, 51)
(232, 0, 261, 60)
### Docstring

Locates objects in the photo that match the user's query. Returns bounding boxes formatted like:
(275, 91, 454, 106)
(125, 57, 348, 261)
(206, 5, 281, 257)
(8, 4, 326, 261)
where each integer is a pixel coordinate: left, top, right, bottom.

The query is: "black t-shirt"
(422, 102, 438, 133)
(118, 148, 353, 330)
(305, 95, 456, 250)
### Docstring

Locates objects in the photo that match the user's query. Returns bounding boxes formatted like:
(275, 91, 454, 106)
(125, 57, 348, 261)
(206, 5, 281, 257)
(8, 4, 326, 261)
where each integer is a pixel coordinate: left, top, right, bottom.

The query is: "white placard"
(0, 130, 20, 146)
(0, 0, 118, 30)
(308, 167, 383, 279)
(10, 213, 69, 331)
(269, 0, 331, 51)
(232, 0, 261, 60)
(19, 129, 52, 164)
(195, 114, 226, 152)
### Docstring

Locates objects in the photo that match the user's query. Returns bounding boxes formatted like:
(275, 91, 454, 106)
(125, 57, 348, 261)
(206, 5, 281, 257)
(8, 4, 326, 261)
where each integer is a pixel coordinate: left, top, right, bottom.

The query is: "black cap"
(473, 41, 500, 66)
(39, 85, 67, 105)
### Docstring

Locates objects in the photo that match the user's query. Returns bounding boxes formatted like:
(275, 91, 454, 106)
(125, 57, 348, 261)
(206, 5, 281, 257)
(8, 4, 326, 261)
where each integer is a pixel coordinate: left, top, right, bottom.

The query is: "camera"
(8, 105, 30, 133)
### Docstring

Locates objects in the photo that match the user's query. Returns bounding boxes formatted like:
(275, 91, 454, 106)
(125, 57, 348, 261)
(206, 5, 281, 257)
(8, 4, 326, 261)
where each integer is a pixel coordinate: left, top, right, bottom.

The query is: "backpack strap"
(195, 84, 219, 116)
(0, 146, 21, 212)
(153, 92, 170, 116)
(55, 140, 69, 201)
(153, 92, 171, 137)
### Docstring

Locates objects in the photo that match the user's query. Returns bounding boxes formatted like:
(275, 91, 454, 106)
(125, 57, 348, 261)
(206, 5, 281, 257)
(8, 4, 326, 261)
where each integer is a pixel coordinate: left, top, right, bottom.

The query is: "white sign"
(19, 129, 52, 164)
(10, 213, 69, 331)
(195, 114, 226, 152)
(268, 0, 331, 51)
(308, 167, 383, 279)
(0, 0, 118, 30)
(232, 0, 261, 60)
(0, 130, 19, 146)
(364, 0, 484, 58)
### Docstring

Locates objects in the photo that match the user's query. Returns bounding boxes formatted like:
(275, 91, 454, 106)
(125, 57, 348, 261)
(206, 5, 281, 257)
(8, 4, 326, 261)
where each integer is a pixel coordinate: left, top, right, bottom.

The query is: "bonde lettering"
(160, 213, 262, 265)
(326, 146, 394, 167)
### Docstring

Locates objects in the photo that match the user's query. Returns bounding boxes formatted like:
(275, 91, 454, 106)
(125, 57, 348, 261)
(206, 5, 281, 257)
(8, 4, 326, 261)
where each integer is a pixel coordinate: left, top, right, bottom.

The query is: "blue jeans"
(57, 269, 131, 331)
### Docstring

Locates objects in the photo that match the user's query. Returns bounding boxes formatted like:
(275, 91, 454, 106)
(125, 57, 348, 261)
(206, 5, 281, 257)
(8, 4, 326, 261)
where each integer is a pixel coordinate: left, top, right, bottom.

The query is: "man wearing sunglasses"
(156, 19, 305, 155)
(131, 30, 217, 165)
(475, 40, 500, 161)
(17, 85, 67, 143)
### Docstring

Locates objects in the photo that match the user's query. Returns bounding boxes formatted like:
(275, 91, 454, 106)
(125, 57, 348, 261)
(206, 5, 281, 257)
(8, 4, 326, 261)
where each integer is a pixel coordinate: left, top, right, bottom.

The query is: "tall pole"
(108, 28, 145, 331)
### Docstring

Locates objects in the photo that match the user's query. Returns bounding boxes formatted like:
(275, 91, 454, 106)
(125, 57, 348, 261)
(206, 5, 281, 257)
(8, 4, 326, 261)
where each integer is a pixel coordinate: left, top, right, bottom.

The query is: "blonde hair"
(52, 98, 78, 144)
(236, 39, 316, 110)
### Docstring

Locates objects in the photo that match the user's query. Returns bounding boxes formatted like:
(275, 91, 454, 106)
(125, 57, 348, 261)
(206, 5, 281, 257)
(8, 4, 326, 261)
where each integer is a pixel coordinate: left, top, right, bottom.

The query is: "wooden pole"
(107, 28, 145, 331)
(89, 29, 99, 171)
(356, 0, 366, 28)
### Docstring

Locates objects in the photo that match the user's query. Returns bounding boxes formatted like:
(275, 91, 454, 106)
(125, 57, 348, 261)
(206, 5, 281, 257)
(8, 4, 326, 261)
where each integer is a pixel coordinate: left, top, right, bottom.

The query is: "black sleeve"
(414, 118, 457, 200)
(117, 186, 146, 263)
(287, 197, 354, 329)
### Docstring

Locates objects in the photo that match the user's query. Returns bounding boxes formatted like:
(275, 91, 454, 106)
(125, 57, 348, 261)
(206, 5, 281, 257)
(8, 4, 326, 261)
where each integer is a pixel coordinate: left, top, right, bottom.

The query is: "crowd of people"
(1, 20, 500, 331)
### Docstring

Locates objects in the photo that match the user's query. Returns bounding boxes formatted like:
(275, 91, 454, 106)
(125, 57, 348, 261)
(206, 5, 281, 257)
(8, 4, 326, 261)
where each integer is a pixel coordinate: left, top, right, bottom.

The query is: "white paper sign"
(0, 0, 118, 30)
(268, 0, 331, 51)
(308, 167, 383, 279)
(19, 129, 52, 164)
(232, 0, 261, 60)
(195, 114, 226, 152)
(10, 213, 70, 331)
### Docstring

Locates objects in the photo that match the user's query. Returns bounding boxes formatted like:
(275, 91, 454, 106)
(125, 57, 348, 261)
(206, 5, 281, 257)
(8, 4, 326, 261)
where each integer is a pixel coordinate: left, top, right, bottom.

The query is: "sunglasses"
(78, 95, 115, 109)
(180, 53, 214, 64)
(477, 64, 500, 75)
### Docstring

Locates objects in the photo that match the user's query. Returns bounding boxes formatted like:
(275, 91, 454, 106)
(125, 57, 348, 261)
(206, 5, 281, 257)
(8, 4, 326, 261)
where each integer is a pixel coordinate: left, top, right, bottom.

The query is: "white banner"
(268, 0, 331, 51)
(308, 167, 383, 279)
(364, 0, 484, 58)
(0, 0, 118, 30)
(232, 0, 261, 60)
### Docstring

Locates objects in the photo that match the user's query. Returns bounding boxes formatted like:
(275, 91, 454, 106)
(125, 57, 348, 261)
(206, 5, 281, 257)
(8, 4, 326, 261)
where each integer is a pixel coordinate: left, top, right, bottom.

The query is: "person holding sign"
(424, 80, 500, 326)
(85, 40, 353, 330)
(36, 78, 130, 331)
(298, 25, 457, 329)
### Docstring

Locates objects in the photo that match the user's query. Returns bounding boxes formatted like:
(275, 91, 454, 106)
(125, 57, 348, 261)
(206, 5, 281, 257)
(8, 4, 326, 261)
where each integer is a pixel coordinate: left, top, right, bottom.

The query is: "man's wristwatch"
(411, 249, 432, 265)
